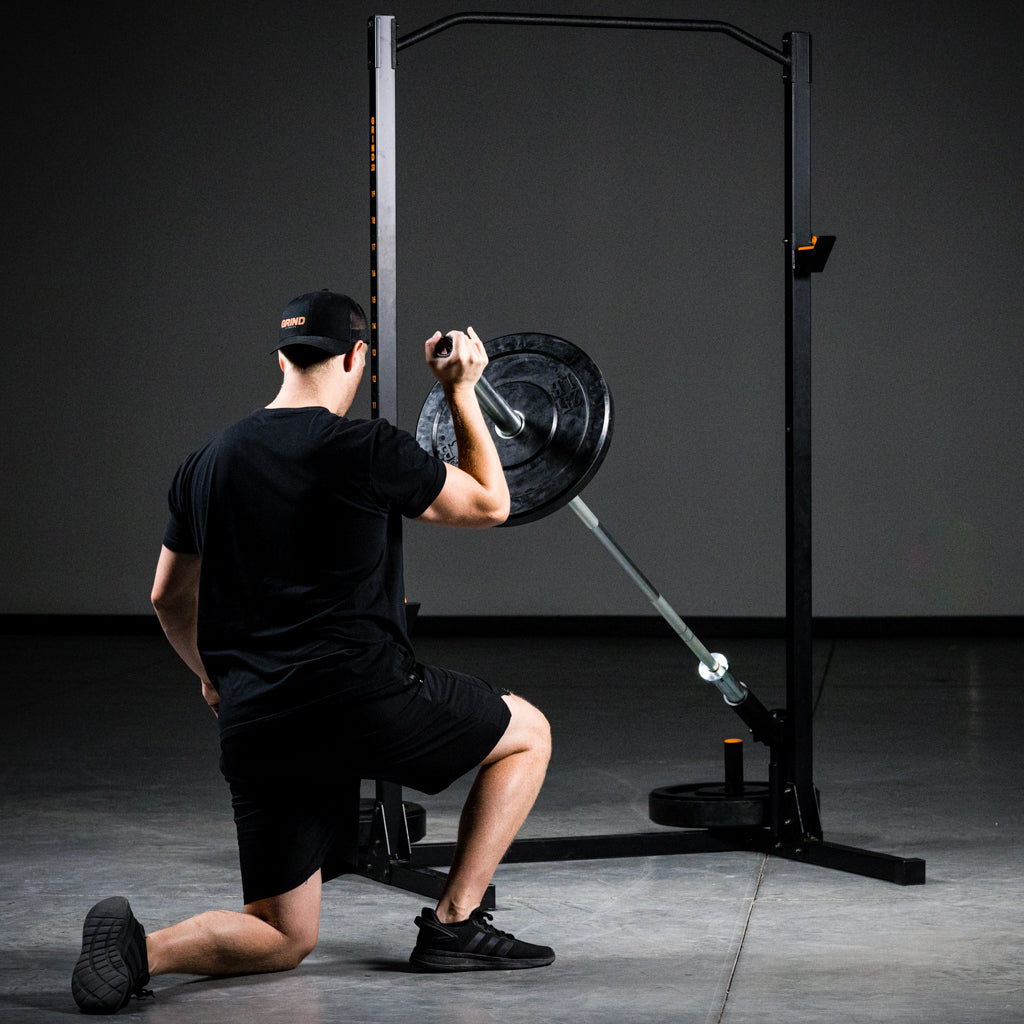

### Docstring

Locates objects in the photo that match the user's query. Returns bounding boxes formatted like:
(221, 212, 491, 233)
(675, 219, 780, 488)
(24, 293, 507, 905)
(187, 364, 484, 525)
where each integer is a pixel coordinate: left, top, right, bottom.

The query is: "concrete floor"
(1, 629, 1021, 1022)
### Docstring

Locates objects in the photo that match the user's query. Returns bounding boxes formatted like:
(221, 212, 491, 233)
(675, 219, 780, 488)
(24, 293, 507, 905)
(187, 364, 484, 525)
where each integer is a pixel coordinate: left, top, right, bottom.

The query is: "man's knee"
(531, 706, 552, 761)
(243, 879, 321, 971)
(279, 917, 319, 968)
(243, 911, 318, 972)
(495, 695, 551, 764)
(282, 934, 318, 970)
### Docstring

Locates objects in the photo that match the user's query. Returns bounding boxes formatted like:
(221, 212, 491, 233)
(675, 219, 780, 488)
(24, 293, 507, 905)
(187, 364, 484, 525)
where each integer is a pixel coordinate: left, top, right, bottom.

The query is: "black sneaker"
(71, 897, 151, 1014)
(409, 906, 555, 972)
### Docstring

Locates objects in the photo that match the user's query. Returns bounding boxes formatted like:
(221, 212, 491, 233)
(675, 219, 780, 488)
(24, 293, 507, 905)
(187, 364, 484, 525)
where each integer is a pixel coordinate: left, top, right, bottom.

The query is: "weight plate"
(648, 782, 771, 829)
(416, 333, 614, 526)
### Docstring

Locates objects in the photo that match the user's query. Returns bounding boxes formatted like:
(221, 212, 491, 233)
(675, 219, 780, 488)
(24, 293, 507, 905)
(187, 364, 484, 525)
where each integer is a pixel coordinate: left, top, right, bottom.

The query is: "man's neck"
(266, 378, 354, 417)
(266, 384, 329, 411)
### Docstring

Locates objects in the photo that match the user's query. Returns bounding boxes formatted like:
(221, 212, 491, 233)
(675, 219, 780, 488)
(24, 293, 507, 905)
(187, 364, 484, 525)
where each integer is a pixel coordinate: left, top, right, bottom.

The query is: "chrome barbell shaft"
(470, 359, 750, 707)
(567, 496, 748, 705)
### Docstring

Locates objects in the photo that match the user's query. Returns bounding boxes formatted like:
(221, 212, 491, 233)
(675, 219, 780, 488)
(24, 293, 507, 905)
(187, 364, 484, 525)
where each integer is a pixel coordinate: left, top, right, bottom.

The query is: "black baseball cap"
(274, 289, 368, 356)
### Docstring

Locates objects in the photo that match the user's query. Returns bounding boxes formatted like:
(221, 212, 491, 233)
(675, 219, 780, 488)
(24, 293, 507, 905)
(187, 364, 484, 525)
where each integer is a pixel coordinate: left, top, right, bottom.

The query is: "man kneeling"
(72, 292, 553, 1014)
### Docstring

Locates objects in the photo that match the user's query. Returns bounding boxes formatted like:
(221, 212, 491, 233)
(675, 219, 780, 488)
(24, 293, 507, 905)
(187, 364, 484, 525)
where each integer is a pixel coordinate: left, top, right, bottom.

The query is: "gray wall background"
(4, 0, 1021, 618)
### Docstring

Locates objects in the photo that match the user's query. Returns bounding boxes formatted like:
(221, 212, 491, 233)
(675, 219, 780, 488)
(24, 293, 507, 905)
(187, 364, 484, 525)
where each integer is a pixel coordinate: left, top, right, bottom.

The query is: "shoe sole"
(71, 897, 143, 1014)
(410, 950, 555, 972)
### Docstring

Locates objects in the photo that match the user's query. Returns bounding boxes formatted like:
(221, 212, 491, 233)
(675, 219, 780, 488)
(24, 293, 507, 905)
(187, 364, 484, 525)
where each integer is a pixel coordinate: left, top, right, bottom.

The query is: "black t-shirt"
(163, 407, 446, 733)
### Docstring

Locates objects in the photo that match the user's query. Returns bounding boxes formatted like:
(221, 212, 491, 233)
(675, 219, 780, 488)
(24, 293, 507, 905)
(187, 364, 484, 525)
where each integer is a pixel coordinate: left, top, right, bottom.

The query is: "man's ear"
(344, 341, 366, 372)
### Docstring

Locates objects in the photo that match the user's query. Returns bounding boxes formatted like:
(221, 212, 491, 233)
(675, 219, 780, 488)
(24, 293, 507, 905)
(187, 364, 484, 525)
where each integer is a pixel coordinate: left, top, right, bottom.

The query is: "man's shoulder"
(191, 410, 418, 462)
(174, 410, 281, 473)
(338, 415, 419, 449)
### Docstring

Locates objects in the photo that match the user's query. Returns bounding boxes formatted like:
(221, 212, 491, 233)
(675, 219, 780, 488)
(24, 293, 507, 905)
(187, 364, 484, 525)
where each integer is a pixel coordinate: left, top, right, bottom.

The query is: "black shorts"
(220, 663, 512, 904)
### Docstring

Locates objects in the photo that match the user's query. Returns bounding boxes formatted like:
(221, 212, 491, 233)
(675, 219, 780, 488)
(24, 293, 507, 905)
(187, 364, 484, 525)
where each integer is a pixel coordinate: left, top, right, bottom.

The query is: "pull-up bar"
(395, 12, 788, 66)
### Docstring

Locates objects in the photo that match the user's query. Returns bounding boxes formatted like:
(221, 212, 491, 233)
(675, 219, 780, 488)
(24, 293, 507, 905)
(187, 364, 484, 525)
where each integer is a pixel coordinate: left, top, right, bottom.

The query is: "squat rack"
(361, 12, 925, 898)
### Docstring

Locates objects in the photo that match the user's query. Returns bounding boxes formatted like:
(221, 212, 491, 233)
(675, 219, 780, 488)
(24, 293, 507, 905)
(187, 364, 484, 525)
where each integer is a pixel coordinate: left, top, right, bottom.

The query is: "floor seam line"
(715, 853, 768, 1024)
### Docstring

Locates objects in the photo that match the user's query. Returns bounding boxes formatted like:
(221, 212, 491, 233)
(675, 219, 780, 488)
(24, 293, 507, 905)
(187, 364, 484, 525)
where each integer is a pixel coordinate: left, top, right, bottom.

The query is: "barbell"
(415, 331, 777, 725)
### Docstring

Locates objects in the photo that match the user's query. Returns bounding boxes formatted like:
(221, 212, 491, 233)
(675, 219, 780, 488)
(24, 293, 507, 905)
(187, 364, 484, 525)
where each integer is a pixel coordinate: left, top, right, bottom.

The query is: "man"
(71, 290, 554, 1014)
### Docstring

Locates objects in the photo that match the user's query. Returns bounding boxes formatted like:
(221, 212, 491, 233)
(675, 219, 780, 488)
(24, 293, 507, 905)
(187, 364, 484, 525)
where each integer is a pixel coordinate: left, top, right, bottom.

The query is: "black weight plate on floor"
(358, 798, 427, 846)
(415, 333, 614, 526)
(648, 782, 771, 829)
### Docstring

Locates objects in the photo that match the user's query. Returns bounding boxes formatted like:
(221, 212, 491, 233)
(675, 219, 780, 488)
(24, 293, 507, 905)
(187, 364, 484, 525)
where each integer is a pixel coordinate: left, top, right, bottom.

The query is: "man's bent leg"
(408, 694, 554, 972)
(436, 694, 551, 924)
(146, 870, 322, 978)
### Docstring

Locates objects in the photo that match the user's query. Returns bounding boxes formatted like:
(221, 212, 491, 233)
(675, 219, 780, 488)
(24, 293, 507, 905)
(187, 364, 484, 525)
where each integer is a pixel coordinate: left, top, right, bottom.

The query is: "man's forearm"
(445, 384, 509, 512)
(154, 599, 209, 682)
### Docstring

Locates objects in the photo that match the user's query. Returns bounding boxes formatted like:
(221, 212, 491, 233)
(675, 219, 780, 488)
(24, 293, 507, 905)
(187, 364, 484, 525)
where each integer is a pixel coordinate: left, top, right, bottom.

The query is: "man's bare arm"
(151, 545, 219, 715)
(416, 328, 511, 528)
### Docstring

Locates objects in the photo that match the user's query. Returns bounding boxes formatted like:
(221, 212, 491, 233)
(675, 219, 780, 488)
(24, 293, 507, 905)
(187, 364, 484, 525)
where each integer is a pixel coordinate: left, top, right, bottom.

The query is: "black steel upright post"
(367, 14, 432, 896)
(781, 31, 823, 844)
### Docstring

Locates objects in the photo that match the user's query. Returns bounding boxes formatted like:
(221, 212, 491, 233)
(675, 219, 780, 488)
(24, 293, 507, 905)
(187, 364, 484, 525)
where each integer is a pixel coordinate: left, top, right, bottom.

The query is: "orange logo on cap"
(281, 316, 306, 328)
